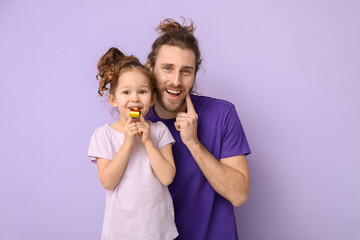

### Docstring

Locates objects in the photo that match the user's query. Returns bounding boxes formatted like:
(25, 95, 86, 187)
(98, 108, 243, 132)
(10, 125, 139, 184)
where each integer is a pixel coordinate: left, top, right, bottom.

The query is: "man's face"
(152, 45, 196, 117)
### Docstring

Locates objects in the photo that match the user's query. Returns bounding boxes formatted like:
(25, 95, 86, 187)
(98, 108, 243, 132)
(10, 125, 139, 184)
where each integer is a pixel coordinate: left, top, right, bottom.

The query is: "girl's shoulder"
(148, 120, 174, 148)
(92, 124, 123, 138)
(93, 124, 108, 132)
(148, 120, 168, 131)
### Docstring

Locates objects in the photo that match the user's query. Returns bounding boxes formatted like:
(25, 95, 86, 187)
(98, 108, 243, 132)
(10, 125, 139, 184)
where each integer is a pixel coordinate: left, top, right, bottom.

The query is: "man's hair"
(147, 18, 202, 74)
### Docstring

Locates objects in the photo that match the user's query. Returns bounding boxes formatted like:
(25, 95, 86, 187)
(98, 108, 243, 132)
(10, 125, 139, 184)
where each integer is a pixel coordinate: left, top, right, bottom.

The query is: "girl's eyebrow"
(118, 84, 151, 89)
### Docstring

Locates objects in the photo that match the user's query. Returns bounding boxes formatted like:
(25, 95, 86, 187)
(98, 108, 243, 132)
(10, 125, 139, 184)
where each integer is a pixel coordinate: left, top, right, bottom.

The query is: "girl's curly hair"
(96, 47, 155, 96)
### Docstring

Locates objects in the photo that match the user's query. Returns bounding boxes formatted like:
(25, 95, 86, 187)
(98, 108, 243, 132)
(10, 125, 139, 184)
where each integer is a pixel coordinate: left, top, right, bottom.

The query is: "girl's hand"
(124, 117, 138, 145)
(136, 115, 151, 144)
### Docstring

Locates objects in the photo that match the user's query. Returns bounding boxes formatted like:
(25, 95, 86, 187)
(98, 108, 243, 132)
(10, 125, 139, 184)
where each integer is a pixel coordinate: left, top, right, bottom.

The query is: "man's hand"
(174, 94, 199, 146)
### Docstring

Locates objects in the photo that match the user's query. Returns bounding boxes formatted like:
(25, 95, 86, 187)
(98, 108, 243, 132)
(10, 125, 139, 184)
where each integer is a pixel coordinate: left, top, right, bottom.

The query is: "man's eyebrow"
(182, 66, 194, 70)
(160, 63, 194, 70)
(160, 63, 175, 67)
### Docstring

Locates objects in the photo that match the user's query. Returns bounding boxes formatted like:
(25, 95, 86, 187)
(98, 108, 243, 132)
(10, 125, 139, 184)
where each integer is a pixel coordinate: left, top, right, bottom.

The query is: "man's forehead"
(156, 45, 196, 67)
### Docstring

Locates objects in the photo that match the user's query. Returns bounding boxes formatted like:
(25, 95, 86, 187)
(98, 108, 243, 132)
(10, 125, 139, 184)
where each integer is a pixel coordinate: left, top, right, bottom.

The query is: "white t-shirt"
(88, 121, 178, 240)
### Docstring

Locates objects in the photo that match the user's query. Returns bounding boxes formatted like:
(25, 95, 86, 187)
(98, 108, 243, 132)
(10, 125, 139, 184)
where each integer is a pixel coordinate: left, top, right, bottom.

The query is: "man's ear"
(108, 94, 117, 108)
(189, 77, 196, 93)
(150, 93, 157, 106)
(146, 60, 152, 70)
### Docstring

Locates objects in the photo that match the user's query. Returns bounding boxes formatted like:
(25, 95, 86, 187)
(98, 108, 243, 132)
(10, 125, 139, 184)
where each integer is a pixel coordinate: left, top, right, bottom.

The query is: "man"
(146, 18, 251, 240)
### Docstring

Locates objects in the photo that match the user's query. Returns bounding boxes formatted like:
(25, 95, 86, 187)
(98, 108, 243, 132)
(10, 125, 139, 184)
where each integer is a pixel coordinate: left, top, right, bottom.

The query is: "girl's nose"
(130, 93, 140, 102)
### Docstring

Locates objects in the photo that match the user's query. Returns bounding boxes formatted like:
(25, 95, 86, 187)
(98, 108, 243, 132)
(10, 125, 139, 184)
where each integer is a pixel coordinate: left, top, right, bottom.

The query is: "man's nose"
(170, 71, 181, 85)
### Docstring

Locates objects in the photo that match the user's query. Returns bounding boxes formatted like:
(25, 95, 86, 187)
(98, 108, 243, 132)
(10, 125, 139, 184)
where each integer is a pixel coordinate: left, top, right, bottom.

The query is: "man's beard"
(157, 88, 186, 113)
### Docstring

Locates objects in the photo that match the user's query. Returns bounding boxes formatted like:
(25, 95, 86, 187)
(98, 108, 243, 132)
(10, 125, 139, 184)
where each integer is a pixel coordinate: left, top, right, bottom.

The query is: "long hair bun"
(156, 17, 195, 34)
(148, 17, 202, 75)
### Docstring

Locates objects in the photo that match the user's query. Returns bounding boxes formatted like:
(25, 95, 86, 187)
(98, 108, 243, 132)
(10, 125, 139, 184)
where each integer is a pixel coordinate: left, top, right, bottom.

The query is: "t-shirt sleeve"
(221, 106, 251, 159)
(88, 128, 113, 164)
(152, 121, 175, 149)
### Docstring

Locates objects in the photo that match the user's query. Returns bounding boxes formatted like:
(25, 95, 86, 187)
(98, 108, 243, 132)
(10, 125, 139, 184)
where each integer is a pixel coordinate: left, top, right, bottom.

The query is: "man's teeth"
(166, 89, 181, 94)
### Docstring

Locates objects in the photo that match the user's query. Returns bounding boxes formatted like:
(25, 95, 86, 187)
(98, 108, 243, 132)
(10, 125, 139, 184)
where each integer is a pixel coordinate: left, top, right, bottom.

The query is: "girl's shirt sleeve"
(88, 128, 113, 163)
(151, 121, 175, 149)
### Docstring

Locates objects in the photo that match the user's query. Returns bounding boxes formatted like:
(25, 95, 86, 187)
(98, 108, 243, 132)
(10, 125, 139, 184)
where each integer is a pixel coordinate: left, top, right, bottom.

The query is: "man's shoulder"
(192, 94, 235, 111)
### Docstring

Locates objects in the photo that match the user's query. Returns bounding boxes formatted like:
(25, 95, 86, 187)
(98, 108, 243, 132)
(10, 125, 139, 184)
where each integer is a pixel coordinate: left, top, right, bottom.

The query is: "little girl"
(88, 47, 178, 240)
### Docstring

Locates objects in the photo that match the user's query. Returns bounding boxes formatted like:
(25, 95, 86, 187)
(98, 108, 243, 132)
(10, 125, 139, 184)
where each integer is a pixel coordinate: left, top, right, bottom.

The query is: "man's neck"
(153, 101, 187, 120)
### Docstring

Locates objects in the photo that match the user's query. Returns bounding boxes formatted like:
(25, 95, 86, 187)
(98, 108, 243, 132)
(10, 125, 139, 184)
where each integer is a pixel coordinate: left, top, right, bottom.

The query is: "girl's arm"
(137, 116, 176, 186)
(96, 140, 133, 191)
(144, 142, 176, 186)
(97, 118, 138, 191)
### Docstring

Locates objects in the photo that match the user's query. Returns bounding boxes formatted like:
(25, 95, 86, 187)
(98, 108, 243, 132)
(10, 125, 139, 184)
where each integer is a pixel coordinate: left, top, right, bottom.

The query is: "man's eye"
(183, 69, 192, 74)
(164, 67, 171, 71)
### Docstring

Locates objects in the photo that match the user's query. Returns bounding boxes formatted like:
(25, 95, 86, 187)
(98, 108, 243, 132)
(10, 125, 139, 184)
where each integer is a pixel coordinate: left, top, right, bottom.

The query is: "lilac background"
(1, 0, 359, 239)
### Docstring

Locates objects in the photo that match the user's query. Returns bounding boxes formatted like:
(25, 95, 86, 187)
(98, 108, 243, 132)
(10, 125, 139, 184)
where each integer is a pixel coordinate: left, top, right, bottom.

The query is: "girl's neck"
(110, 118, 126, 133)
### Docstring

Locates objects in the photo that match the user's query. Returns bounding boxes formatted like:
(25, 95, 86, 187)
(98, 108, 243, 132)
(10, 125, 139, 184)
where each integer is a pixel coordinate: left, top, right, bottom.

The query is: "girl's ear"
(108, 94, 117, 108)
(150, 93, 157, 106)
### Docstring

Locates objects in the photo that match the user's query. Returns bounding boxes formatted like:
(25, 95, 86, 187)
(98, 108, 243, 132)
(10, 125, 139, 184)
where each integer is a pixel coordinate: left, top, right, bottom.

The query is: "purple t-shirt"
(146, 94, 251, 240)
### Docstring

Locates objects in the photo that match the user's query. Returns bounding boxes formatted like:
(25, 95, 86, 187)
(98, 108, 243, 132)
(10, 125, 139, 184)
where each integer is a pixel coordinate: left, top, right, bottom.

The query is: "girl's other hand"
(136, 115, 151, 144)
(124, 117, 138, 145)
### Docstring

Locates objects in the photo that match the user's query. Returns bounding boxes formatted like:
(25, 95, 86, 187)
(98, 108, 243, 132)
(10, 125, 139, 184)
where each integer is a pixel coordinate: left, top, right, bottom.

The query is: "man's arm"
(175, 94, 250, 206)
(187, 143, 250, 207)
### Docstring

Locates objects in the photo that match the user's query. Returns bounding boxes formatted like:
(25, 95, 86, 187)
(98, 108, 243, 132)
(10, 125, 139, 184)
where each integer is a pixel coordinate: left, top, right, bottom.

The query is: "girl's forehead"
(118, 70, 151, 87)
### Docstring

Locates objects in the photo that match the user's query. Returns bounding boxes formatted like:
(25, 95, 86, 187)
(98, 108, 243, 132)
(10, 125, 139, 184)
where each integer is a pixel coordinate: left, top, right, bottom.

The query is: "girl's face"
(109, 70, 156, 122)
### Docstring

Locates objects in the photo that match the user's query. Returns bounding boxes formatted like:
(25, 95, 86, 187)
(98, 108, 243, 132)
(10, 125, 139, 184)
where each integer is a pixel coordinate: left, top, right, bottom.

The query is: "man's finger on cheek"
(174, 122, 181, 131)
(177, 112, 191, 118)
(176, 116, 192, 123)
(186, 94, 196, 114)
(176, 114, 185, 120)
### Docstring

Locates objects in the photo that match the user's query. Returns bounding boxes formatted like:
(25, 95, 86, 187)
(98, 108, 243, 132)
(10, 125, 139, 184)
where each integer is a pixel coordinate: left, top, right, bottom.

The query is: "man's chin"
(158, 97, 186, 113)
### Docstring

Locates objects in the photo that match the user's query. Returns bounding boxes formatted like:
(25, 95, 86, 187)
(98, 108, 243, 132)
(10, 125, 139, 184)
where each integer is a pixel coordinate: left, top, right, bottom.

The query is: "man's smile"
(165, 88, 182, 99)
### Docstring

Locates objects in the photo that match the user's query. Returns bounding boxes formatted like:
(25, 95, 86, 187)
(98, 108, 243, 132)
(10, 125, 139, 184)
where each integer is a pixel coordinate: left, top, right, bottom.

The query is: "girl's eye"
(122, 91, 130, 95)
(139, 90, 147, 94)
